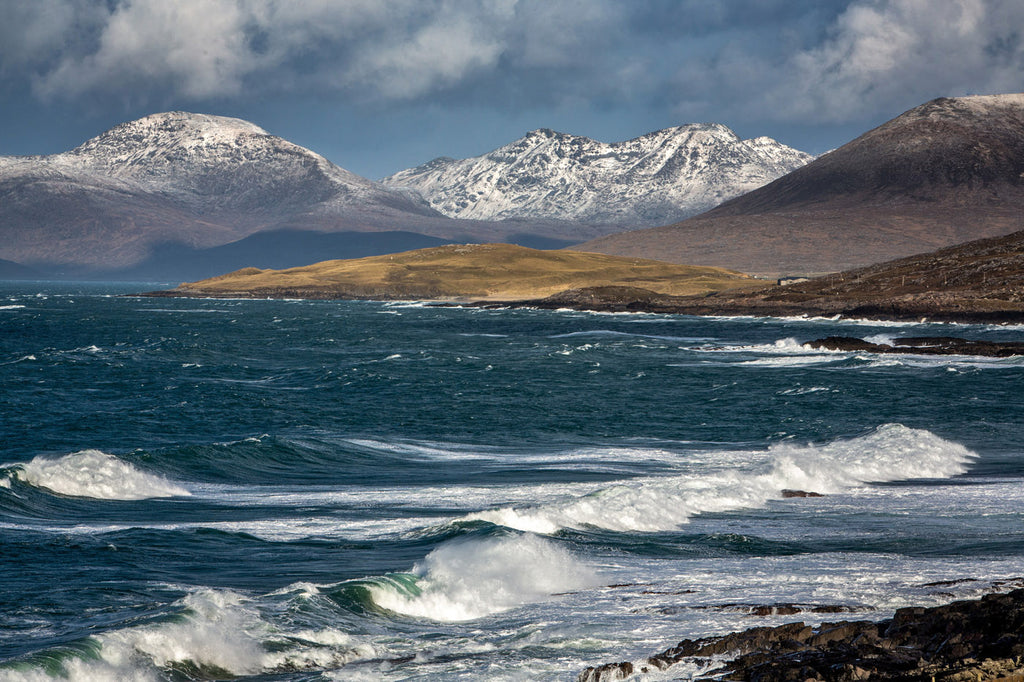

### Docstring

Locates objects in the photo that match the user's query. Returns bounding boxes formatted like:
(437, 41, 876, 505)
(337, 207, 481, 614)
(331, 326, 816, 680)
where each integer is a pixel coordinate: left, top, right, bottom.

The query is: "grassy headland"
(144, 243, 759, 301)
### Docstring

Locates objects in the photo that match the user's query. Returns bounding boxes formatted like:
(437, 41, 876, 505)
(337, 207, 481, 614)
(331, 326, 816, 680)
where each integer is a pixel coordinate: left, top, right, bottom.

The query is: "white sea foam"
(0, 304, 26, 310)
(776, 386, 832, 395)
(368, 534, 599, 622)
(467, 425, 974, 533)
(0, 589, 376, 682)
(551, 329, 714, 344)
(10, 450, 191, 500)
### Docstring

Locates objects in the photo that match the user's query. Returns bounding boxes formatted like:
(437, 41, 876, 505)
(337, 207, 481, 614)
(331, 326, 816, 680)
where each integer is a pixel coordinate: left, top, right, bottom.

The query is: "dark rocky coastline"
(467, 282, 1024, 325)
(579, 585, 1024, 681)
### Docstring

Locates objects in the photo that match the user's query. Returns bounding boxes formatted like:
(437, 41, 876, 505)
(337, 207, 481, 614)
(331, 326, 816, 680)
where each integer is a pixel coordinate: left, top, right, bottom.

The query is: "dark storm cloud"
(2, 0, 1020, 118)
(0, 0, 1020, 174)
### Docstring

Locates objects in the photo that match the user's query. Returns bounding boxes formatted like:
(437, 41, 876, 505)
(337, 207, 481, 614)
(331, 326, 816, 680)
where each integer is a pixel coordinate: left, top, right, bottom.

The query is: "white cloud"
(33, 0, 254, 99)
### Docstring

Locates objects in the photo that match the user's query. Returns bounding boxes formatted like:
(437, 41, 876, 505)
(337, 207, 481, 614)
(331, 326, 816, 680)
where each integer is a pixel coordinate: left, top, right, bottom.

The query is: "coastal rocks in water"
(807, 336, 1024, 357)
(781, 489, 824, 498)
(695, 603, 864, 617)
(578, 588, 1024, 682)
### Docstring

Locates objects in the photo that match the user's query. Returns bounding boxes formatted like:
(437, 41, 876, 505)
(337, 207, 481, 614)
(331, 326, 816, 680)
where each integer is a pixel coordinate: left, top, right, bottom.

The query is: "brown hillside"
(509, 228, 1024, 323)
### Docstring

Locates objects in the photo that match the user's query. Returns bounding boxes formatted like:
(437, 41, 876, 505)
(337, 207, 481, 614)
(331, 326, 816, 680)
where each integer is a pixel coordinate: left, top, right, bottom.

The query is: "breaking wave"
(362, 534, 598, 622)
(467, 424, 975, 533)
(5, 450, 191, 500)
(0, 589, 374, 682)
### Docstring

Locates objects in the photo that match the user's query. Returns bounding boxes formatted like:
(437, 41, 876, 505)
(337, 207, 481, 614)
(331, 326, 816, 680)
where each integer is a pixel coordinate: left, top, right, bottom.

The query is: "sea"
(2, 281, 1023, 681)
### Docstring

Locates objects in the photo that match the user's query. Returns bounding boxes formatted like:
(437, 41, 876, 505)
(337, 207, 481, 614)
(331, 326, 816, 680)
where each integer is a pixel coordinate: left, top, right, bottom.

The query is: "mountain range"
(380, 125, 812, 225)
(578, 94, 1024, 276)
(0, 113, 808, 279)
(0, 113, 612, 278)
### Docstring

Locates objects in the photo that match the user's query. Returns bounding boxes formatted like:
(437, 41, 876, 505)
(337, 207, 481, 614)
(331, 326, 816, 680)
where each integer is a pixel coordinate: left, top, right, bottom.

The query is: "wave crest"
(467, 424, 975, 533)
(366, 534, 598, 621)
(8, 450, 191, 500)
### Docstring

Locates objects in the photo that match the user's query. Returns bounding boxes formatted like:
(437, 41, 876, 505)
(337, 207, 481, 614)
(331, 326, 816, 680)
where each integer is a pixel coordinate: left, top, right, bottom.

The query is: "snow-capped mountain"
(0, 112, 456, 272)
(381, 125, 814, 225)
(26, 112, 439, 219)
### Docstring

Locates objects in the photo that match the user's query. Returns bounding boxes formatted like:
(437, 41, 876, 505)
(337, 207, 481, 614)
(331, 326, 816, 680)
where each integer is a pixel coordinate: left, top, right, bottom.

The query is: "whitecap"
(10, 450, 191, 500)
(367, 534, 599, 621)
(466, 424, 975, 534)
(776, 386, 832, 395)
(0, 588, 377, 681)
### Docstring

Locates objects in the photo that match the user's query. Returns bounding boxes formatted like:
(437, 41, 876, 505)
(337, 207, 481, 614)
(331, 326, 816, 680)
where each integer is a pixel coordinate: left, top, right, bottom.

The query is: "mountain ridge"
(381, 124, 812, 225)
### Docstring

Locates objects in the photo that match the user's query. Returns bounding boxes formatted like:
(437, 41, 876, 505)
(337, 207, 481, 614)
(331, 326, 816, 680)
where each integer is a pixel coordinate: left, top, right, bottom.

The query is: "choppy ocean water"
(1, 281, 1023, 681)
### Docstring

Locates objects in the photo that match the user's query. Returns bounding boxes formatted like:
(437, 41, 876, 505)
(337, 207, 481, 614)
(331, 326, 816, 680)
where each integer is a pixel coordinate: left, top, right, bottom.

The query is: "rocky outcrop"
(579, 588, 1024, 681)
(807, 336, 1024, 357)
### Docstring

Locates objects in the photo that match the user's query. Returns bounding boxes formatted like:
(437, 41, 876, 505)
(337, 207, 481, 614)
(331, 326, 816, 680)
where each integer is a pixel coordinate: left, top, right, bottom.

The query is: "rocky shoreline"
(806, 336, 1024, 357)
(466, 285, 1024, 325)
(579, 583, 1024, 681)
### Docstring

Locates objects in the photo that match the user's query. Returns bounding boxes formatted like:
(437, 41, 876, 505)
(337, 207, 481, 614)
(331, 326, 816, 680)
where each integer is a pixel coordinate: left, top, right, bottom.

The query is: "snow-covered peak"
(0, 111, 441, 222)
(59, 111, 372, 189)
(947, 93, 1024, 113)
(382, 124, 813, 225)
(66, 112, 265, 168)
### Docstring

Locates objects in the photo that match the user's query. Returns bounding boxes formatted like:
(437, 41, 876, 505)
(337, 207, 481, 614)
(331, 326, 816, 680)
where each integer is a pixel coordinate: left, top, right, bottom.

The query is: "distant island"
(140, 243, 758, 301)
(142, 225, 1024, 329)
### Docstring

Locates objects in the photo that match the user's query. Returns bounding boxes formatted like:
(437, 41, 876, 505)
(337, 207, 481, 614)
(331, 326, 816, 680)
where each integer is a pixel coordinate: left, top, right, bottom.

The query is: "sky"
(0, 0, 1021, 180)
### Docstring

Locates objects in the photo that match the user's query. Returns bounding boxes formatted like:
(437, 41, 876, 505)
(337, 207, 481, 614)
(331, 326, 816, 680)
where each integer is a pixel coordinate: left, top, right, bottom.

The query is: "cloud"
(0, 0, 102, 73)
(672, 0, 1024, 125)
(36, 0, 253, 99)
(12, 0, 623, 104)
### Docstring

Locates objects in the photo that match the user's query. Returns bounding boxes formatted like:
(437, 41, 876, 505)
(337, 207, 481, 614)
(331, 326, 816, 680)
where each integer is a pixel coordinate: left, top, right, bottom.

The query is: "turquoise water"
(1, 282, 1023, 680)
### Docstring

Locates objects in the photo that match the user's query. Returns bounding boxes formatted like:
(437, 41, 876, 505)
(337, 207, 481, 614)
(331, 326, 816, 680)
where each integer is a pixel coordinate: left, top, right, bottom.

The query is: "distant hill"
(105, 230, 456, 283)
(0, 257, 42, 280)
(577, 94, 1024, 276)
(511, 228, 1024, 324)
(691, 226, 1024, 322)
(144, 243, 757, 301)
(381, 125, 812, 226)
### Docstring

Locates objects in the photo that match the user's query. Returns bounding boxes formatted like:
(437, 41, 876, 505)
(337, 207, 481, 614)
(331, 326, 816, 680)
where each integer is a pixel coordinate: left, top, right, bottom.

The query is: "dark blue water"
(2, 282, 1023, 680)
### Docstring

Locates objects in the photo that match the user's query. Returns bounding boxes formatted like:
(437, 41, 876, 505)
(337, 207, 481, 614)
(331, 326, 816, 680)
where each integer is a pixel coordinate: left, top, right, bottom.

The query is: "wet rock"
(694, 603, 863, 617)
(580, 586, 1024, 681)
(577, 661, 634, 682)
(781, 489, 825, 498)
